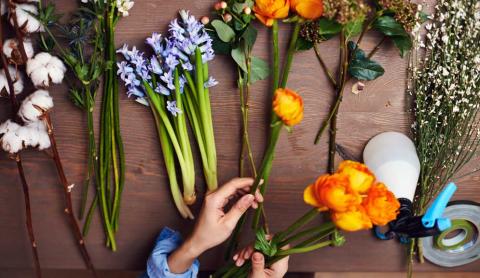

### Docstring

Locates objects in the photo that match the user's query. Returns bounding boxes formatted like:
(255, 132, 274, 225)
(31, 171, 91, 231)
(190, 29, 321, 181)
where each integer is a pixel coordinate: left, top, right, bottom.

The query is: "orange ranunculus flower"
(290, 0, 323, 20)
(362, 183, 400, 226)
(304, 174, 362, 212)
(273, 88, 304, 126)
(253, 0, 290, 27)
(337, 160, 375, 194)
(332, 205, 373, 232)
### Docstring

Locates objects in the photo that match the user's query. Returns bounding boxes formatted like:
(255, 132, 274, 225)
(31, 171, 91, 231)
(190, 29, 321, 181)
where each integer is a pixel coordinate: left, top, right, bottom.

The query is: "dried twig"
(42, 112, 97, 278)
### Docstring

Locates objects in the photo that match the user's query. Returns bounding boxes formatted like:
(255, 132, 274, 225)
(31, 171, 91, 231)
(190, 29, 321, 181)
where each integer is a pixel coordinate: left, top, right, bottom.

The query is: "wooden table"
(1, 0, 479, 274)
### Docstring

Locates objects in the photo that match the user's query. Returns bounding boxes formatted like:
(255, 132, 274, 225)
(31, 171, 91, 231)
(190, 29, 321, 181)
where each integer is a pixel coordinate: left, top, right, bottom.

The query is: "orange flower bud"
(253, 0, 290, 27)
(273, 88, 304, 126)
(362, 183, 400, 226)
(290, 0, 324, 20)
(303, 174, 362, 212)
(332, 206, 373, 232)
(337, 160, 375, 194)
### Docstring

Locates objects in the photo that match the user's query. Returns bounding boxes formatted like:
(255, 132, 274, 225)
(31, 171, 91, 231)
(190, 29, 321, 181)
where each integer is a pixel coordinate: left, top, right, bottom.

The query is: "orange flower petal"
(332, 206, 373, 232)
(337, 160, 375, 193)
(291, 0, 323, 20)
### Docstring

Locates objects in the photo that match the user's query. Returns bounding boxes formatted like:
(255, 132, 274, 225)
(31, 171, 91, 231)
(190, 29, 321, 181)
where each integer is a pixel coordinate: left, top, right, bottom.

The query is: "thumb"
(223, 194, 254, 228)
(250, 252, 265, 278)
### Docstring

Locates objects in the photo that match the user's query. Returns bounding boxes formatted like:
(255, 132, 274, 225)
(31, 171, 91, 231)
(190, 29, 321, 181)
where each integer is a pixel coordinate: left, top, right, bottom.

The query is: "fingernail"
(253, 252, 263, 262)
(259, 179, 265, 185)
(233, 254, 238, 260)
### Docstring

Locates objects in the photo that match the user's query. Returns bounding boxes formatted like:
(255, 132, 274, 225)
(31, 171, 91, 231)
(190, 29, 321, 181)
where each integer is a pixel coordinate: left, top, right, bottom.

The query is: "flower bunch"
(38, 0, 134, 251)
(216, 161, 399, 277)
(408, 0, 480, 272)
(300, 0, 421, 175)
(304, 161, 400, 231)
(118, 10, 218, 217)
(0, 2, 96, 275)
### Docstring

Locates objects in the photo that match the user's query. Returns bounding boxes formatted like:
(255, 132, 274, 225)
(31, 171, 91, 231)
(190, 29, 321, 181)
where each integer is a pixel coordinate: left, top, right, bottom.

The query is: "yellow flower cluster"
(304, 161, 400, 231)
(253, 0, 324, 26)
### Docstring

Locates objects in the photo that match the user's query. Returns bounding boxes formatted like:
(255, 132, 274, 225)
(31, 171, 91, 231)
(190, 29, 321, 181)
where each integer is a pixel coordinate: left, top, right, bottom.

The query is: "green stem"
(276, 240, 333, 256)
(280, 20, 301, 88)
(79, 91, 96, 219)
(272, 20, 280, 91)
(279, 222, 335, 247)
(273, 208, 321, 242)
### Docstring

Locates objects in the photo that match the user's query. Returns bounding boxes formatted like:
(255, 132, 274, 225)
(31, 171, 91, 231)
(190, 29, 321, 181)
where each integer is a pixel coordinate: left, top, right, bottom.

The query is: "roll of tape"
(422, 201, 480, 267)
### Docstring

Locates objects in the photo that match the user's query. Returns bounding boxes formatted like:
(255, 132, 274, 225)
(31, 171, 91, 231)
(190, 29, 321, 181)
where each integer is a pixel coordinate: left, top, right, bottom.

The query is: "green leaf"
(207, 30, 231, 55)
(231, 46, 247, 72)
(254, 228, 277, 257)
(348, 41, 385, 81)
(241, 25, 258, 49)
(419, 11, 429, 23)
(295, 37, 314, 51)
(391, 35, 412, 57)
(318, 18, 342, 39)
(344, 17, 364, 39)
(373, 16, 409, 37)
(250, 56, 270, 83)
(211, 19, 236, 43)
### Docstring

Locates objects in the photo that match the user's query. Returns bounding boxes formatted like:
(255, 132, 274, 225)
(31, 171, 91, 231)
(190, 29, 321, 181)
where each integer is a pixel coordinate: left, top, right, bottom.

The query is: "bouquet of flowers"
(117, 10, 218, 217)
(216, 161, 400, 277)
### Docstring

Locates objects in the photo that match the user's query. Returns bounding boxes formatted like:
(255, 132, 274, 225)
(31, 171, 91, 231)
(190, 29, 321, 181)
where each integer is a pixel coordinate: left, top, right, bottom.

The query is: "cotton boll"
(25, 121, 50, 150)
(10, 4, 44, 33)
(0, 120, 25, 154)
(0, 66, 24, 96)
(27, 52, 66, 88)
(3, 38, 35, 64)
(18, 90, 54, 123)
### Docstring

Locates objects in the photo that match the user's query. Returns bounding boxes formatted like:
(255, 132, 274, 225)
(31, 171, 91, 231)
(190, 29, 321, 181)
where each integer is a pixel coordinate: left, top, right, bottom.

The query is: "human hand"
(168, 178, 263, 274)
(187, 177, 264, 254)
(233, 245, 289, 278)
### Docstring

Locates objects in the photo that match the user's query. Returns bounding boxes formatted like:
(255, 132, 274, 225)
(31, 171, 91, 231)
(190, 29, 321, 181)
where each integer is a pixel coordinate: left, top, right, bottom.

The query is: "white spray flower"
(27, 52, 66, 88)
(10, 4, 44, 33)
(3, 38, 35, 64)
(116, 0, 134, 17)
(0, 66, 24, 96)
(18, 90, 54, 123)
(0, 120, 24, 154)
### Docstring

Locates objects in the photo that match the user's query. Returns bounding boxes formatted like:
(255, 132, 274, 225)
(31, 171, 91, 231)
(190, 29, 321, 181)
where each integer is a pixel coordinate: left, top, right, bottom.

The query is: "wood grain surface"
(0, 0, 479, 274)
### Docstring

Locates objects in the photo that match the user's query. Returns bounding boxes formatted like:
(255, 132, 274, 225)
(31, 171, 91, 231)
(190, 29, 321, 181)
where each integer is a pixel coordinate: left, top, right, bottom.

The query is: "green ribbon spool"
(434, 219, 476, 251)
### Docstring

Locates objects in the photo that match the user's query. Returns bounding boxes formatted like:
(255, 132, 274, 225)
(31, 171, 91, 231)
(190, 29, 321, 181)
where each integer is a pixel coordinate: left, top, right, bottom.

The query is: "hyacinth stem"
(149, 98, 194, 219)
(0, 10, 41, 276)
(42, 113, 97, 277)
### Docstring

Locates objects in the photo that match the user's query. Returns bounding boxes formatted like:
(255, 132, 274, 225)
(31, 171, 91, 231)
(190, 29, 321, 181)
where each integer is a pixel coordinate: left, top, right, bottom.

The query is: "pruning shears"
(375, 183, 457, 243)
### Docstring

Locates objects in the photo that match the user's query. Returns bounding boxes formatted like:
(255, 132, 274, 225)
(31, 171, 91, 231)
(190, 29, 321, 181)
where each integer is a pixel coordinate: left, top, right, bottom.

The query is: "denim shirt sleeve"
(144, 227, 200, 278)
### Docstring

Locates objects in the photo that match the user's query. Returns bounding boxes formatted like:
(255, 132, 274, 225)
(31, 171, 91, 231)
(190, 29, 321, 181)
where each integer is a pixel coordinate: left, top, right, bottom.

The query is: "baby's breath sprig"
(408, 0, 480, 273)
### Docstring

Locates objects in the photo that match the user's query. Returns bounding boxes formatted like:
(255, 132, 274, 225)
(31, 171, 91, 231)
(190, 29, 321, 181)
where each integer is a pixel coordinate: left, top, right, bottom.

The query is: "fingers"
(215, 178, 255, 199)
(233, 245, 254, 267)
(222, 194, 255, 228)
(250, 252, 266, 278)
(270, 248, 289, 278)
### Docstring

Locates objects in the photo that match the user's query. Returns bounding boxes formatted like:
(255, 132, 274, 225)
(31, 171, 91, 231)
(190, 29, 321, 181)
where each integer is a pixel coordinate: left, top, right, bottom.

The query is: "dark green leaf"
(231, 46, 247, 72)
(391, 35, 412, 57)
(254, 228, 277, 257)
(241, 25, 257, 49)
(295, 37, 314, 51)
(344, 17, 364, 39)
(318, 18, 342, 37)
(348, 41, 385, 80)
(207, 30, 231, 55)
(211, 19, 236, 43)
(373, 16, 409, 37)
(250, 56, 270, 83)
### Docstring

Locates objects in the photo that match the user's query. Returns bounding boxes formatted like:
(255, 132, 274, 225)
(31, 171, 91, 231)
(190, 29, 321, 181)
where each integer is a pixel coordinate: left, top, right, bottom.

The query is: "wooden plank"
(0, 0, 478, 274)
